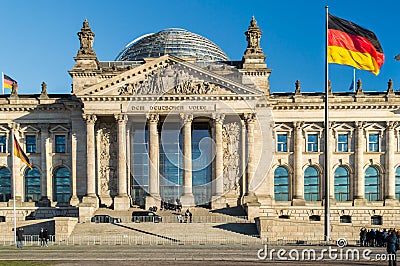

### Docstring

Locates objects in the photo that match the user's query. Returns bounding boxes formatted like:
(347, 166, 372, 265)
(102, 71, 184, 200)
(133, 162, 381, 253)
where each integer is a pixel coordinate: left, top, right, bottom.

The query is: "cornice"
(79, 94, 261, 102)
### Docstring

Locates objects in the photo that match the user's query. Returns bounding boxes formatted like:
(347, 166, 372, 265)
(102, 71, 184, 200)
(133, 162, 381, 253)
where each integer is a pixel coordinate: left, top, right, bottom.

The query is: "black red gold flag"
(14, 136, 32, 169)
(328, 14, 384, 75)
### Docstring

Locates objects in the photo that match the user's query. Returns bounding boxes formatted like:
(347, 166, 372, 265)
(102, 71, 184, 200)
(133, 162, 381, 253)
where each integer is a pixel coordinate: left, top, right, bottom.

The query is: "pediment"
(75, 55, 262, 97)
(49, 125, 69, 133)
(364, 123, 385, 132)
(332, 123, 354, 133)
(273, 123, 292, 132)
(21, 125, 39, 133)
(303, 123, 323, 132)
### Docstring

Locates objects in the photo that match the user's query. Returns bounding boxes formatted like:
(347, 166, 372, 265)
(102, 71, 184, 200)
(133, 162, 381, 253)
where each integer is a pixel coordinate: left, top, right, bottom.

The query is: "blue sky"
(1, 0, 399, 94)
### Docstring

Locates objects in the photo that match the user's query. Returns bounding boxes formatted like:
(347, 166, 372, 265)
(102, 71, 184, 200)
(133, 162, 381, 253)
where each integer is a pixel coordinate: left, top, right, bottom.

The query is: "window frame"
(306, 133, 319, 153)
(334, 166, 350, 202)
(304, 166, 320, 201)
(0, 135, 7, 153)
(367, 133, 380, 152)
(276, 133, 288, 152)
(274, 166, 290, 201)
(25, 135, 37, 153)
(337, 133, 349, 152)
(54, 134, 67, 153)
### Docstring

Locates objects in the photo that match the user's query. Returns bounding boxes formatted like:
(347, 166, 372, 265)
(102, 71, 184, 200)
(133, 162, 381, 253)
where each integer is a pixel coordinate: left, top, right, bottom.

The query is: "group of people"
(359, 227, 400, 247)
(39, 227, 49, 247)
(177, 209, 193, 223)
(160, 199, 182, 212)
(360, 227, 399, 266)
(14, 227, 49, 248)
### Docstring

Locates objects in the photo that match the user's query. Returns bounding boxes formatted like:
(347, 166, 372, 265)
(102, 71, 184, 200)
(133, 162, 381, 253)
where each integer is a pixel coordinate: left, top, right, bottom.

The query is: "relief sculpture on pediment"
(117, 65, 222, 95)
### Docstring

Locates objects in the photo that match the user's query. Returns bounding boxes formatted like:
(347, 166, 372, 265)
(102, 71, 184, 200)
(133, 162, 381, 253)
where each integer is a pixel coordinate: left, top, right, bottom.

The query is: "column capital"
(244, 113, 256, 123)
(180, 113, 193, 124)
(8, 122, 20, 131)
(387, 121, 398, 131)
(212, 113, 225, 124)
(146, 113, 159, 123)
(355, 121, 365, 129)
(293, 121, 304, 130)
(83, 114, 97, 125)
(114, 113, 128, 125)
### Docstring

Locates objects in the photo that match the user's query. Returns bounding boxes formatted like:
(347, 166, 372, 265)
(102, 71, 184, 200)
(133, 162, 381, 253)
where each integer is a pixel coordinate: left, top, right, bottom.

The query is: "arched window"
(25, 167, 41, 202)
(304, 166, 319, 201)
(0, 167, 11, 202)
(334, 167, 350, 201)
(53, 167, 71, 203)
(274, 166, 289, 201)
(395, 167, 400, 201)
(365, 166, 380, 201)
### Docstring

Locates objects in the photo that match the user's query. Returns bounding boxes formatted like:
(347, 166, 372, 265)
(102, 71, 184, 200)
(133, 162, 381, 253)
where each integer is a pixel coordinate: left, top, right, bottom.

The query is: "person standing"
(16, 227, 23, 249)
(386, 230, 397, 266)
(39, 228, 45, 247)
(44, 228, 49, 247)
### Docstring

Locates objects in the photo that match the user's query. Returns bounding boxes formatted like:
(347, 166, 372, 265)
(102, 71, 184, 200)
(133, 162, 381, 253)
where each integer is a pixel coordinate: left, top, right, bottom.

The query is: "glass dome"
(115, 28, 229, 62)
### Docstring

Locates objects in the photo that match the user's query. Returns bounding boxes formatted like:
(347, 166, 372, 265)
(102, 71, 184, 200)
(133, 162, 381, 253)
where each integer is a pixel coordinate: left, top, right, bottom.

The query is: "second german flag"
(328, 14, 384, 75)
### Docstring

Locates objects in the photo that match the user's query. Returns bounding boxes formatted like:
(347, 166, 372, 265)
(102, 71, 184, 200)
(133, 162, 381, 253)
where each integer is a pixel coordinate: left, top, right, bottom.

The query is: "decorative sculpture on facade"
(97, 123, 118, 200)
(244, 16, 265, 57)
(77, 19, 96, 56)
(117, 66, 219, 95)
(222, 122, 240, 192)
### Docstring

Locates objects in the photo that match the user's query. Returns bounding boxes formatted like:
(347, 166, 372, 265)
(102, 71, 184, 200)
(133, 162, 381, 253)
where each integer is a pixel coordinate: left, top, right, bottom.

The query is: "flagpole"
(353, 68, 356, 93)
(1, 72, 4, 95)
(11, 128, 17, 245)
(324, 5, 331, 242)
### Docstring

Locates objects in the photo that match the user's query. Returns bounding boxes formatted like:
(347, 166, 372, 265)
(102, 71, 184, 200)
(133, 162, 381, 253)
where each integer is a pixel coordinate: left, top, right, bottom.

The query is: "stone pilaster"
(212, 113, 226, 209)
(180, 113, 195, 207)
(113, 114, 130, 211)
(240, 119, 247, 203)
(354, 121, 366, 205)
(146, 113, 160, 210)
(81, 114, 98, 207)
(38, 124, 50, 207)
(292, 121, 305, 205)
(385, 121, 398, 205)
(243, 113, 259, 204)
(70, 132, 79, 206)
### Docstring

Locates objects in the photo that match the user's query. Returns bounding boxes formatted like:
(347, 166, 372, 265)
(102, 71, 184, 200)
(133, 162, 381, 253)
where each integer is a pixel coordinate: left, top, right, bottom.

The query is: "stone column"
(243, 113, 260, 204)
(180, 113, 195, 207)
(38, 124, 50, 206)
(114, 114, 130, 211)
(146, 113, 160, 210)
(354, 121, 366, 205)
(240, 119, 247, 203)
(293, 121, 305, 205)
(385, 121, 398, 205)
(212, 113, 226, 209)
(70, 132, 79, 206)
(81, 114, 98, 207)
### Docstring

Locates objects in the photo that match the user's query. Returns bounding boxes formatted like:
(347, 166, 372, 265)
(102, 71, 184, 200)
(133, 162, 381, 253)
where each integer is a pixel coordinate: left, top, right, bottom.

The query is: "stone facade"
(0, 18, 400, 242)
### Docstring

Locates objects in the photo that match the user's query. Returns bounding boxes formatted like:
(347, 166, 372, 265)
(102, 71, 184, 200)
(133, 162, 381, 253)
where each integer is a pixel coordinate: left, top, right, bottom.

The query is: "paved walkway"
(0, 244, 392, 265)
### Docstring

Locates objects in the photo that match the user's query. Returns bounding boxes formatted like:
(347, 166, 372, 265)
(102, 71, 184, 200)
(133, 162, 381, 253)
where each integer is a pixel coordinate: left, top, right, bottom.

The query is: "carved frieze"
(117, 66, 220, 95)
(222, 122, 240, 193)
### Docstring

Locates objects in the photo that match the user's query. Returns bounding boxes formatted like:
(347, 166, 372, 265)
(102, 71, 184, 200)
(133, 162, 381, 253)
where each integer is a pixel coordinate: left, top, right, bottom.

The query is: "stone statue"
(77, 19, 96, 56)
(40, 81, 49, 99)
(11, 82, 18, 96)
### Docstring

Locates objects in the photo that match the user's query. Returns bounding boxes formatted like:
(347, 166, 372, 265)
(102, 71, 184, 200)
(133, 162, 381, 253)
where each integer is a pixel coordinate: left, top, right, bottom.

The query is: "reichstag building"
(0, 17, 399, 241)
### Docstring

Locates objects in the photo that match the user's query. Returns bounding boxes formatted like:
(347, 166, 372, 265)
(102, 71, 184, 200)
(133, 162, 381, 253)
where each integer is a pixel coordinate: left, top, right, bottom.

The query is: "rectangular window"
(337, 134, 348, 152)
(277, 134, 288, 152)
(25, 135, 36, 153)
(55, 135, 66, 153)
(0, 136, 6, 153)
(307, 134, 318, 152)
(368, 134, 379, 152)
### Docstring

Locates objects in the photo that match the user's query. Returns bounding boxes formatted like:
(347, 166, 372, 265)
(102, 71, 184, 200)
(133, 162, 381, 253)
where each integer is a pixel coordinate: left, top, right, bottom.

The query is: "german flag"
(3, 74, 18, 90)
(14, 136, 32, 169)
(328, 14, 384, 75)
